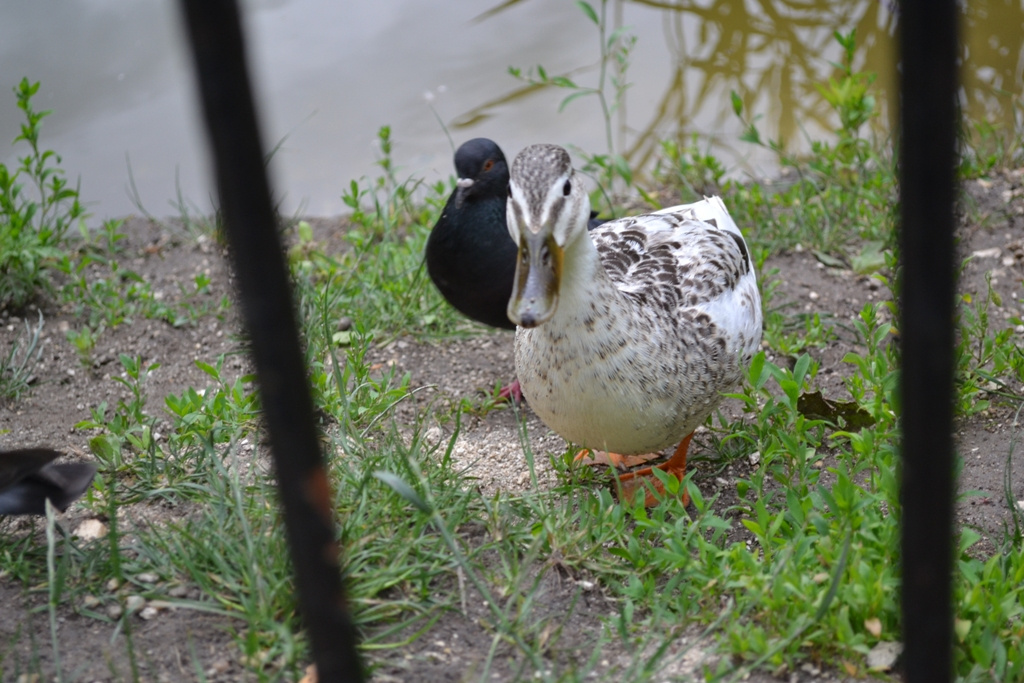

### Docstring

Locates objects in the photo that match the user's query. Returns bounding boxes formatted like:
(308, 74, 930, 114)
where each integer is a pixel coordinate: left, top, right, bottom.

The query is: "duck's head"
(453, 138, 508, 207)
(506, 144, 591, 328)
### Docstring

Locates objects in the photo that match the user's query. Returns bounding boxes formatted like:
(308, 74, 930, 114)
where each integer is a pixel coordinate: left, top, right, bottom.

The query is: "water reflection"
(634, 0, 900, 169)
(961, 0, 1024, 127)
(462, 0, 899, 174)
(0, 0, 1019, 220)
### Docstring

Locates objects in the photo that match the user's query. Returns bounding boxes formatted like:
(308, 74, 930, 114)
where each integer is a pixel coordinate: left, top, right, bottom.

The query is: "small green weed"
(291, 129, 463, 340)
(163, 356, 260, 450)
(128, 158, 227, 244)
(340, 126, 429, 245)
(725, 31, 896, 257)
(959, 117, 1024, 179)
(509, 0, 637, 203)
(65, 324, 101, 368)
(56, 218, 226, 332)
(955, 273, 1024, 415)
(0, 79, 84, 309)
(655, 134, 728, 201)
(0, 311, 44, 400)
(954, 530, 1024, 681)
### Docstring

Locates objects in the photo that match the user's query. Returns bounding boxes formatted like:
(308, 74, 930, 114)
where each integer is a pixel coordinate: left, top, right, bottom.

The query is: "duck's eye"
(482, 160, 494, 172)
(562, 180, 572, 196)
(540, 245, 551, 267)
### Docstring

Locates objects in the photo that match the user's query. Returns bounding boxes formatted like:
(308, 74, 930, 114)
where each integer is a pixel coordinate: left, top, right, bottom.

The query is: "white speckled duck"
(505, 144, 762, 506)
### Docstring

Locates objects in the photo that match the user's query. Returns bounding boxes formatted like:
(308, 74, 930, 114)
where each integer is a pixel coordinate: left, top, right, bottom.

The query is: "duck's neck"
(552, 230, 613, 324)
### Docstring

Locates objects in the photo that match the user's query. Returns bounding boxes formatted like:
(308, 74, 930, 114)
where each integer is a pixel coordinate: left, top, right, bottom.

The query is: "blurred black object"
(898, 0, 958, 681)
(177, 0, 365, 679)
(0, 448, 95, 515)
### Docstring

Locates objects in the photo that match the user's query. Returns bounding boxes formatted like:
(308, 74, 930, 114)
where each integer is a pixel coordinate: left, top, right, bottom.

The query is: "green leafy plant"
(954, 272, 1024, 416)
(727, 30, 896, 256)
(291, 145, 462, 340)
(0, 79, 84, 309)
(958, 113, 1024, 179)
(655, 134, 728, 201)
(340, 126, 428, 245)
(509, 0, 637, 201)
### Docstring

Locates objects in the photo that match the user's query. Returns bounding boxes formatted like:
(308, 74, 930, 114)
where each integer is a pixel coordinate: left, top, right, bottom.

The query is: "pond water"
(0, 0, 1020, 221)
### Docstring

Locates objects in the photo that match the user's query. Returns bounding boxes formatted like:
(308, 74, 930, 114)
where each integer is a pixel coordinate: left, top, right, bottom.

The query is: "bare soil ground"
(2, 171, 1024, 681)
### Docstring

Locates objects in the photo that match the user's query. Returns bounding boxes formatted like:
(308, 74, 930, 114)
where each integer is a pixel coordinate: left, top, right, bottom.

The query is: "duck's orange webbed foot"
(611, 433, 694, 507)
(573, 450, 660, 470)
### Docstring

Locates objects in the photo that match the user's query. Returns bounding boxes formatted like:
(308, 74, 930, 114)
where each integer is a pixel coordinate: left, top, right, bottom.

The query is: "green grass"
(0, 311, 44, 400)
(4, 24, 1024, 683)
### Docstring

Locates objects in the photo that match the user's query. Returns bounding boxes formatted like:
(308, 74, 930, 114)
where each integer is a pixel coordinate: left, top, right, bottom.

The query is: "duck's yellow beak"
(507, 231, 563, 328)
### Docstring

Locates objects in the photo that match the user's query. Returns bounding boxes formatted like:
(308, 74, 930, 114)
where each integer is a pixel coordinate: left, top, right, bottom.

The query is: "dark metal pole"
(898, 1, 959, 681)
(177, 1, 364, 679)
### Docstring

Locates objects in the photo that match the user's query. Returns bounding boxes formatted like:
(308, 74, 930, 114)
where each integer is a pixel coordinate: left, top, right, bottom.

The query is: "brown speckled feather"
(593, 212, 750, 319)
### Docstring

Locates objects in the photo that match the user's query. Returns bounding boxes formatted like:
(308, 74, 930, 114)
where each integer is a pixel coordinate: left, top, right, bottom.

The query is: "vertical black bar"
(899, 1, 958, 682)
(177, 1, 364, 680)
